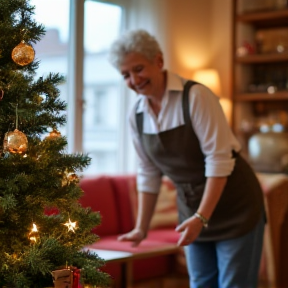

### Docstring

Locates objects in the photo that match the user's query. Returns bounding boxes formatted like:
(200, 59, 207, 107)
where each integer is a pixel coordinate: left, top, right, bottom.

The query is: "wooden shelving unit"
(231, 1, 288, 155)
(232, 5, 288, 288)
(234, 91, 288, 102)
(235, 52, 288, 63)
(237, 8, 288, 24)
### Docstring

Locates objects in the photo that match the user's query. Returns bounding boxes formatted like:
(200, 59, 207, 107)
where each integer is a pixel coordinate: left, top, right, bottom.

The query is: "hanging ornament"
(3, 104, 28, 154)
(3, 129, 28, 154)
(63, 218, 77, 233)
(11, 40, 35, 66)
(28, 223, 39, 243)
(0, 89, 3, 101)
(62, 171, 79, 186)
(46, 129, 61, 140)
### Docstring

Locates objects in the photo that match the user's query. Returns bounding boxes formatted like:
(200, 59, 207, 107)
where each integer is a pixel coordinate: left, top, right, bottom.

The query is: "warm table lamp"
(193, 68, 232, 124)
(193, 68, 221, 96)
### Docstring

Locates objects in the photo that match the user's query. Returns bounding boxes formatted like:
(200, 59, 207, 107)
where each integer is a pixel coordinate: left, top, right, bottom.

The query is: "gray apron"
(136, 81, 265, 241)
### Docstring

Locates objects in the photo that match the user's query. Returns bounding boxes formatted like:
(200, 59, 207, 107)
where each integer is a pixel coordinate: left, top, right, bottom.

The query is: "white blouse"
(129, 71, 241, 193)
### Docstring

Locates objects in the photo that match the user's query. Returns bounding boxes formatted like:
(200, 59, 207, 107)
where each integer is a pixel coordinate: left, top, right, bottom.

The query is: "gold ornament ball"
(34, 95, 44, 104)
(47, 129, 61, 139)
(68, 173, 79, 183)
(11, 41, 35, 66)
(3, 129, 28, 154)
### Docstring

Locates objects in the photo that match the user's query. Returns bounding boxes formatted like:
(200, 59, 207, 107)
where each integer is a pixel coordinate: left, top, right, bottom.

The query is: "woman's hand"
(175, 215, 203, 246)
(118, 191, 158, 247)
(175, 177, 228, 246)
(117, 228, 146, 247)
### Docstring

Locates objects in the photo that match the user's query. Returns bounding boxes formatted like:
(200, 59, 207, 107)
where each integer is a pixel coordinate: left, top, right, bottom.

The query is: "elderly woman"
(109, 29, 265, 288)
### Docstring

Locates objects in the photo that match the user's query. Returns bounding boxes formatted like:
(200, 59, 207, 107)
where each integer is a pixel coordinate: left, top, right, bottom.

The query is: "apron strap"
(182, 80, 199, 126)
(135, 99, 143, 136)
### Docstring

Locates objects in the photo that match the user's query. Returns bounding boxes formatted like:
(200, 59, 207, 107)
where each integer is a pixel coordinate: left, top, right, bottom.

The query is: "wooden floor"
(258, 281, 273, 288)
(132, 275, 189, 288)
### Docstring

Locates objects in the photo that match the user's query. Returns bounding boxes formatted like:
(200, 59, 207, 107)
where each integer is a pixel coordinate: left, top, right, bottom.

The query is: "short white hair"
(108, 29, 163, 70)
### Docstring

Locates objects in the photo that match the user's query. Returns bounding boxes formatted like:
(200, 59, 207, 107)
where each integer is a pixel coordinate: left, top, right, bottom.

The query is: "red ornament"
(243, 41, 255, 54)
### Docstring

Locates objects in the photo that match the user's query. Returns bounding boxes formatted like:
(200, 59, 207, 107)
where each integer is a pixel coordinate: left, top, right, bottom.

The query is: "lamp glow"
(193, 69, 221, 96)
(193, 68, 232, 125)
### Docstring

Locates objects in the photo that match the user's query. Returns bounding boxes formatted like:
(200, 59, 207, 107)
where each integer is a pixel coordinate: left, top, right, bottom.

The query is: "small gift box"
(52, 266, 80, 288)
(51, 268, 73, 288)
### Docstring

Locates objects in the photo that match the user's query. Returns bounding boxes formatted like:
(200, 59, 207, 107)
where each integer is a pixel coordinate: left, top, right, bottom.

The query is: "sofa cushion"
(150, 178, 178, 229)
(109, 175, 135, 233)
(148, 228, 180, 244)
(79, 176, 121, 236)
(129, 176, 179, 229)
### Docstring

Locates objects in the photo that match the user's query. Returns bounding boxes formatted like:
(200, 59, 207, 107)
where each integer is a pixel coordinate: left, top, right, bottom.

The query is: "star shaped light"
(28, 223, 39, 242)
(63, 218, 77, 233)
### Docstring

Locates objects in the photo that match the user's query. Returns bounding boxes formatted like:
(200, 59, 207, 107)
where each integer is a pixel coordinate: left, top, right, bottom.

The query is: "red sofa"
(79, 175, 187, 287)
(79, 173, 288, 288)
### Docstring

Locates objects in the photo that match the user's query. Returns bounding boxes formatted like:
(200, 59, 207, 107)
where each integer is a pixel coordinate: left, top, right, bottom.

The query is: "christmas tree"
(0, 0, 110, 287)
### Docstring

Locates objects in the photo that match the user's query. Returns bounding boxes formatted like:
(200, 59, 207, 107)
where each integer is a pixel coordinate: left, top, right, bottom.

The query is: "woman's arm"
(120, 104, 162, 246)
(118, 191, 159, 246)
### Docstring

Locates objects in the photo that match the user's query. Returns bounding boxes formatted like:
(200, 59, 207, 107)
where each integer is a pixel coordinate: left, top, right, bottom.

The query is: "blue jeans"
(184, 215, 265, 288)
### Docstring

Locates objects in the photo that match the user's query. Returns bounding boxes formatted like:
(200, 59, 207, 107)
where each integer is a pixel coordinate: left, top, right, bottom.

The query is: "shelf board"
(235, 53, 288, 63)
(234, 91, 288, 101)
(237, 8, 288, 21)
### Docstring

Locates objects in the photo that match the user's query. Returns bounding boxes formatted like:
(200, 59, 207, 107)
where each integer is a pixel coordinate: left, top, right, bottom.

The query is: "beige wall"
(210, 0, 232, 100)
(162, 0, 212, 77)
(125, 0, 232, 99)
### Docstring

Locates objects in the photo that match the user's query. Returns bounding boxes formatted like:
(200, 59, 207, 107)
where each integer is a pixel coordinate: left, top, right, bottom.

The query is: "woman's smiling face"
(120, 52, 164, 98)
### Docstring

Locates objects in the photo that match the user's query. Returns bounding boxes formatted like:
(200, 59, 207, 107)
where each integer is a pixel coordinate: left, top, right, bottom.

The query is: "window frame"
(67, 0, 136, 173)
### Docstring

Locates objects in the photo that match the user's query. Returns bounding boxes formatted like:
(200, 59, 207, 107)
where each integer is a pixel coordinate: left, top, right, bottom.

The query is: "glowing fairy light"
(28, 223, 39, 242)
(63, 218, 77, 233)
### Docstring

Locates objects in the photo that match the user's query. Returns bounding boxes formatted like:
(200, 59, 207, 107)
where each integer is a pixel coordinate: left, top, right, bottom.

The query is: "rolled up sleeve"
(129, 107, 162, 193)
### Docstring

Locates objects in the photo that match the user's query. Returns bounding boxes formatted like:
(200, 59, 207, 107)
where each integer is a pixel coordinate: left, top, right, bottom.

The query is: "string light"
(28, 223, 39, 242)
(63, 218, 77, 233)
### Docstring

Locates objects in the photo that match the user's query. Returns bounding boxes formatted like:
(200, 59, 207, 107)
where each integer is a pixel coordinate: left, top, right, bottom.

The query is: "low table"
(85, 244, 181, 288)
(83, 248, 132, 288)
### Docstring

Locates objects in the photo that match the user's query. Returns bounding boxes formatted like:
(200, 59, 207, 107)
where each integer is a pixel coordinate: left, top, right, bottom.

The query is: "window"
(83, 1, 123, 174)
(31, 0, 70, 137)
(31, 0, 135, 175)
